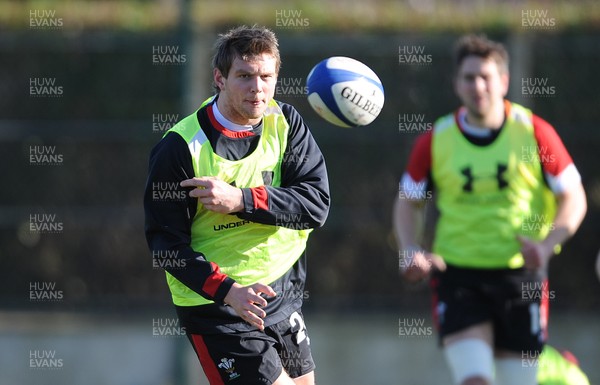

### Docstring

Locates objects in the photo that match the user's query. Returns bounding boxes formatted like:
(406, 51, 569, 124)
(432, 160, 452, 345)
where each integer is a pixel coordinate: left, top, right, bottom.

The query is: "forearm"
(146, 226, 235, 303)
(541, 183, 587, 254)
(238, 180, 329, 228)
(393, 196, 425, 251)
(237, 104, 330, 228)
(144, 133, 235, 304)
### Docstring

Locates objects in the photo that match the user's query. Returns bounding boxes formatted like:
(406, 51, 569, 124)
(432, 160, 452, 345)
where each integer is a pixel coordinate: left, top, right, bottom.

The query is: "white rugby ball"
(306, 56, 384, 127)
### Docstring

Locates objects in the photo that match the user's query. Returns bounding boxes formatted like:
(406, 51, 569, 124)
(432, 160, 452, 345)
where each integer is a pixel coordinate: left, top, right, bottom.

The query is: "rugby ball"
(306, 56, 384, 127)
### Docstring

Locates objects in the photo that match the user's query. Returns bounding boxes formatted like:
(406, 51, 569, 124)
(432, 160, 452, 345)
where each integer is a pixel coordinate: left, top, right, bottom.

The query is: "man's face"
(454, 56, 509, 121)
(213, 53, 278, 126)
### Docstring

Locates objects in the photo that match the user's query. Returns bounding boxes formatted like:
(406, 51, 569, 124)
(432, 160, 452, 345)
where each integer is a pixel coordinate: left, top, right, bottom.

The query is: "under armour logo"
(461, 164, 508, 192)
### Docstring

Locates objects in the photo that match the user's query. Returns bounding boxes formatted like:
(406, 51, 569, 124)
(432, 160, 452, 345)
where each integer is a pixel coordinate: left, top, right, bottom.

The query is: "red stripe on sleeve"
(190, 334, 225, 385)
(250, 186, 269, 210)
(202, 262, 228, 298)
(406, 131, 433, 182)
(532, 114, 573, 177)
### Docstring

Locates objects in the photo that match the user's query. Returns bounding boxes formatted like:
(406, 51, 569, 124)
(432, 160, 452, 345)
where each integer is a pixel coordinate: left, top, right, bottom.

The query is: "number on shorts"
(289, 311, 309, 345)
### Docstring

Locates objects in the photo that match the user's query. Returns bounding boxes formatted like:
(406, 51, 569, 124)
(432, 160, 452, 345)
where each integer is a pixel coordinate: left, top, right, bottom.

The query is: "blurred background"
(1, 0, 599, 384)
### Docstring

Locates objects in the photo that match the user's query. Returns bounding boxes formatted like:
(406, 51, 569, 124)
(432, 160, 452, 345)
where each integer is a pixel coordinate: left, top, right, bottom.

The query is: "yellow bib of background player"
(165, 97, 311, 306)
(431, 102, 556, 269)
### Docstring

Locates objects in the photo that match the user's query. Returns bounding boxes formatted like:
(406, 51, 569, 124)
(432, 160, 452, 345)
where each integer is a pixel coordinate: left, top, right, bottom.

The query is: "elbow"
(313, 210, 329, 228)
(560, 182, 587, 235)
(310, 193, 330, 228)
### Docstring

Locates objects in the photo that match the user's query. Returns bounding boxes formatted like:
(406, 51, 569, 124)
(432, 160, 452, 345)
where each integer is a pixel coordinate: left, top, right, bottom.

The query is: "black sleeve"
(237, 103, 330, 228)
(144, 133, 235, 304)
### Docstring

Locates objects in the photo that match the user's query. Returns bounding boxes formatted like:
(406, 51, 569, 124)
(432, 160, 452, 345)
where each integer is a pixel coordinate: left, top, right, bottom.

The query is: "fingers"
(239, 286, 276, 330)
(251, 282, 277, 298)
(224, 283, 277, 330)
(401, 251, 446, 282)
(430, 254, 447, 272)
(180, 178, 214, 199)
(180, 176, 214, 188)
(516, 235, 542, 268)
(246, 289, 268, 309)
(240, 309, 266, 330)
(403, 269, 428, 283)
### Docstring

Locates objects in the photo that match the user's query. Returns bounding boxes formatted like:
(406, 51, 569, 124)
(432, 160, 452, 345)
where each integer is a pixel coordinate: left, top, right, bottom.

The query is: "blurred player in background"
(144, 25, 329, 385)
(393, 34, 586, 385)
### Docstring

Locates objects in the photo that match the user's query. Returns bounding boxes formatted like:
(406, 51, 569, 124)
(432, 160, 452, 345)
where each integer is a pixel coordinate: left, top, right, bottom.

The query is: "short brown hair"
(212, 25, 281, 93)
(454, 34, 509, 75)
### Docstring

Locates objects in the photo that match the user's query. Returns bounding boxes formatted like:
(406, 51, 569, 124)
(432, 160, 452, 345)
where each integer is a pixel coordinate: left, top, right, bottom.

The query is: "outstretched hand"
(224, 282, 277, 330)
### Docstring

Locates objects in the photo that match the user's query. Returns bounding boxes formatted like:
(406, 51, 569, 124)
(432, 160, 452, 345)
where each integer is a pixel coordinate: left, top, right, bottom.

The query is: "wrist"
(401, 244, 422, 253)
(540, 238, 561, 259)
(399, 245, 423, 272)
(218, 278, 238, 305)
(234, 188, 245, 212)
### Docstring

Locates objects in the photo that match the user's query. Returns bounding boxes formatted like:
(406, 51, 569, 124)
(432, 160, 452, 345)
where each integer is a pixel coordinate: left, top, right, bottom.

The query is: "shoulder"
(531, 113, 558, 137)
(414, 130, 433, 149)
(276, 101, 303, 124)
(433, 110, 458, 135)
(150, 131, 190, 162)
(275, 101, 313, 142)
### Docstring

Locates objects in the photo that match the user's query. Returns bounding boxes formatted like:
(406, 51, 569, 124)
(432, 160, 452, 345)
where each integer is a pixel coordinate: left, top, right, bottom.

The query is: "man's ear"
(501, 72, 510, 97)
(213, 68, 225, 91)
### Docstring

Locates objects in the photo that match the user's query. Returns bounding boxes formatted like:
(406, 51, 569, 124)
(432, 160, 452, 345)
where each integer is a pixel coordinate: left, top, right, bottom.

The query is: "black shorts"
(187, 310, 315, 385)
(431, 265, 549, 354)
